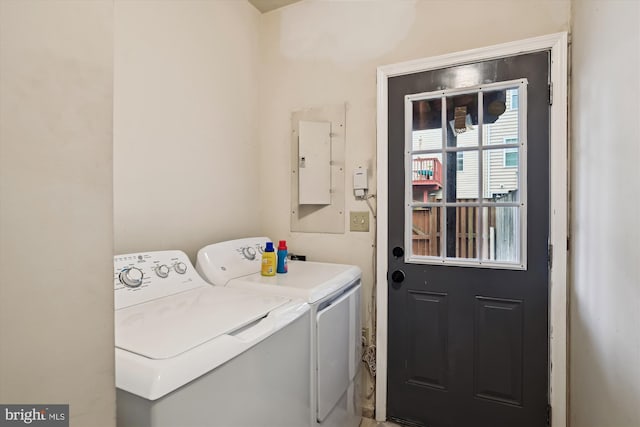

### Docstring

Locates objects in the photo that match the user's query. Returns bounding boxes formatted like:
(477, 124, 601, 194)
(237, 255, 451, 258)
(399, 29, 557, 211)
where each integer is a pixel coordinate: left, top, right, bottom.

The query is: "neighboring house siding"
(455, 129, 478, 199)
(413, 128, 440, 151)
(485, 149, 519, 197)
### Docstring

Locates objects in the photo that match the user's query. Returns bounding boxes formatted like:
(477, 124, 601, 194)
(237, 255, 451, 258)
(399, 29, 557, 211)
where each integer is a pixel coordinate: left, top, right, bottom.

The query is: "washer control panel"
(196, 237, 269, 286)
(114, 250, 205, 310)
(239, 242, 264, 261)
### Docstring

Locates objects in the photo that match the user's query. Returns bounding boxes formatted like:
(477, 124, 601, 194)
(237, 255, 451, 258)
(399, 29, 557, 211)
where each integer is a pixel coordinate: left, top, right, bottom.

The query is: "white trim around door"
(375, 32, 568, 427)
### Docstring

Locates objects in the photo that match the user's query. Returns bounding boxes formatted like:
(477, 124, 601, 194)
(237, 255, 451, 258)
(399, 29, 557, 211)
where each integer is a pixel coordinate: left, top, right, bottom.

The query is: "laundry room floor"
(360, 417, 403, 427)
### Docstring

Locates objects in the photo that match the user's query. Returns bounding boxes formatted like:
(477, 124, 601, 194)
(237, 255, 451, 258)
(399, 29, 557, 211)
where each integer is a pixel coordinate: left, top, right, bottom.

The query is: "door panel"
(473, 296, 523, 406)
(387, 52, 549, 427)
(406, 291, 449, 390)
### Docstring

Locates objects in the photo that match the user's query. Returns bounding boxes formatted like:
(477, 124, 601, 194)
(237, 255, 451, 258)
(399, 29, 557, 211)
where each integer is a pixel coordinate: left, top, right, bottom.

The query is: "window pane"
(412, 128, 442, 151)
(446, 150, 479, 203)
(483, 88, 519, 147)
(412, 154, 443, 202)
(412, 98, 442, 150)
(483, 206, 520, 263)
(482, 148, 520, 201)
(446, 93, 478, 147)
(412, 206, 441, 257)
(445, 206, 478, 259)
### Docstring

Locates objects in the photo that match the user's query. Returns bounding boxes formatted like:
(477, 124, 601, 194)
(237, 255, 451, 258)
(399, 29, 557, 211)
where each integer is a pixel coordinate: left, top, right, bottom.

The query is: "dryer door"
(316, 284, 361, 422)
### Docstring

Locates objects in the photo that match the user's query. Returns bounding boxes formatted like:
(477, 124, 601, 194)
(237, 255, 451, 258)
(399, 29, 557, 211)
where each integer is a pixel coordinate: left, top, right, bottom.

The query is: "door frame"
(376, 32, 568, 426)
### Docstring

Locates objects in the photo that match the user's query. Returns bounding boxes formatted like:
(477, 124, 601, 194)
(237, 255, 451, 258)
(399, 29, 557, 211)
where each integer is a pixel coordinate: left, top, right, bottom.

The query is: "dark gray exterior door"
(387, 51, 550, 427)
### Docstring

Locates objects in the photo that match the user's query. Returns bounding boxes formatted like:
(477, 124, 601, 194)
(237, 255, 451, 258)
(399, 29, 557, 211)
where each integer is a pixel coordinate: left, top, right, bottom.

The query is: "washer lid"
(228, 261, 362, 304)
(115, 286, 290, 360)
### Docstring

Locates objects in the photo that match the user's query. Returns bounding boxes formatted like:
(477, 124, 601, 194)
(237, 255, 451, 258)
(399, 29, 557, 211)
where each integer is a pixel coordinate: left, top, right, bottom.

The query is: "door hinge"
(548, 82, 553, 105)
(548, 244, 553, 270)
(546, 403, 552, 426)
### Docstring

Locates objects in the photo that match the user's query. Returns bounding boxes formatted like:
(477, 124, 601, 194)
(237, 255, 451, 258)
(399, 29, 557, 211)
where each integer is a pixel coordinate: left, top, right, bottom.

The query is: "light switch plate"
(350, 211, 369, 232)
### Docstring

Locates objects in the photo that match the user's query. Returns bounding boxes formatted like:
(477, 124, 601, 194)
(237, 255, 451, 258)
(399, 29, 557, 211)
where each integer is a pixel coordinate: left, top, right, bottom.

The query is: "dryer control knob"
(174, 262, 187, 274)
(155, 264, 170, 278)
(119, 267, 144, 288)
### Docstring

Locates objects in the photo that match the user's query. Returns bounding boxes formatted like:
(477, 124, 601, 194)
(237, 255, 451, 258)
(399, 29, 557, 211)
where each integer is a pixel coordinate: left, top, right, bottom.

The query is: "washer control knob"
(241, 247, 256, 260)
(174, 262, 187, 274)
(155, 264, 170, 278)
(119, 267, 144, 288)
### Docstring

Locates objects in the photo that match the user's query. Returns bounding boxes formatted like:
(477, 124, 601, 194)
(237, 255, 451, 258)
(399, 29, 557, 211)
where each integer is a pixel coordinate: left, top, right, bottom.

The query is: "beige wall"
(114, 0, 261, 259)
(0, 1, 115, 426)
(571, 1, 640, 426)
(259, 0, 569, 411)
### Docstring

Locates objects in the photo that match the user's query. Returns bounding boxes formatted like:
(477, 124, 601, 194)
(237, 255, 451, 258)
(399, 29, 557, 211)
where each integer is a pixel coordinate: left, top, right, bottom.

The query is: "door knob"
(391, 270, 405, 283)
(390, 270, 405, 289)
(392, 246, 404, 258)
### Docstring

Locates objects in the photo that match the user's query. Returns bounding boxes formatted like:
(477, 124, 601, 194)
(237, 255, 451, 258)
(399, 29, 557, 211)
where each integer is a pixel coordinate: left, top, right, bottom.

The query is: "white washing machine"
(114, 250, 311, 427)
(196, 237, 362, 427)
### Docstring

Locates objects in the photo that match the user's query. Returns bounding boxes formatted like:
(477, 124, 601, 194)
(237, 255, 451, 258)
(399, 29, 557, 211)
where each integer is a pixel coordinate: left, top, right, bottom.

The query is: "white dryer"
(114, 250, 311, 427)
(196, 237, 362, 427)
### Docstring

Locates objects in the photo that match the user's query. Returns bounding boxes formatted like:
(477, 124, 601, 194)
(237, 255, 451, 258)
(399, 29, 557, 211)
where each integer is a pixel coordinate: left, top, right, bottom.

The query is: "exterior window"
(505, 149, 518, 167)
(504, 137, 518, 167)
(457, 152, 464, 171)
(510, 89, 519, 109)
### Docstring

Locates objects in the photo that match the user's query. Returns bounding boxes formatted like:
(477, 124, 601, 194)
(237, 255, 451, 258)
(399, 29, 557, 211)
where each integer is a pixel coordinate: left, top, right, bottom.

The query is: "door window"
(405, 81, 527, 269)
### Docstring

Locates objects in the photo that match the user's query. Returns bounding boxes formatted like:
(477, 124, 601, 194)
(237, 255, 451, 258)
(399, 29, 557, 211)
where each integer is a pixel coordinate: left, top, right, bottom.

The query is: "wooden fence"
(411, 203, 478, 258)
(412, 206, 441, 257)
(412, 193, 517, 260)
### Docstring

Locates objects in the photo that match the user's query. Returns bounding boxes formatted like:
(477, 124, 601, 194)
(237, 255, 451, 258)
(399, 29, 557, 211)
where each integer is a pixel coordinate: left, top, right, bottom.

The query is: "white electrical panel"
(299, 120, 331, 205)
(290, 104, 345, 234)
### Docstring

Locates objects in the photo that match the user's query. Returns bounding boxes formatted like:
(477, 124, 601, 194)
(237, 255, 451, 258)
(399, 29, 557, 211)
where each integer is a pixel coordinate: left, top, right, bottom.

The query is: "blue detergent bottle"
(276, 240, 288, 274)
